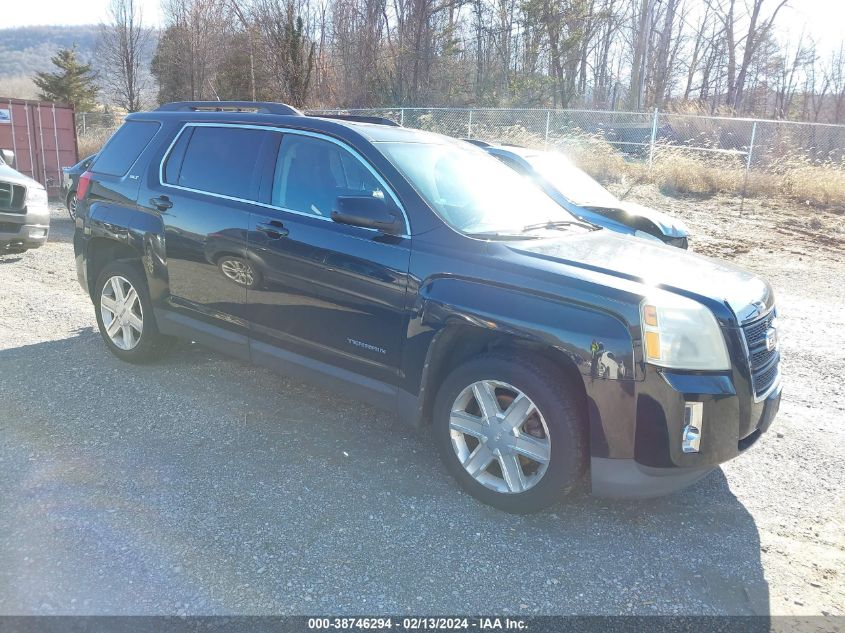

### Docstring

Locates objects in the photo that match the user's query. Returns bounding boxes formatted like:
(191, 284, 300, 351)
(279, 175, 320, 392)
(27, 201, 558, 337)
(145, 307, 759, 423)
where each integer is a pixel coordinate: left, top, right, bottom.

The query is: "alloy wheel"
(449, 380, 551, 494)
(100, 275, 144, 350)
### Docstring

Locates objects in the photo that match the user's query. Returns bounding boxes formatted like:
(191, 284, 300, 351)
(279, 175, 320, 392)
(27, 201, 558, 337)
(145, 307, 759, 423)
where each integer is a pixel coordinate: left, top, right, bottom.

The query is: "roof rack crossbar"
(306, 113, 401, 127)
(156, 101, 302, 116)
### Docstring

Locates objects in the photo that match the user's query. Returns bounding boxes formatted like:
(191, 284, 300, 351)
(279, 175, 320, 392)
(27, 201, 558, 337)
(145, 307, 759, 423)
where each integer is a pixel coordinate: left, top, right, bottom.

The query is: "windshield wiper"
(522, 219, 599, 233)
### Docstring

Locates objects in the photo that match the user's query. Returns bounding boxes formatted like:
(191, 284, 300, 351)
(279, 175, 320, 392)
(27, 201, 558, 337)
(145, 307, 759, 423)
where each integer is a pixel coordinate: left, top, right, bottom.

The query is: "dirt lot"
(0, 195, 843, 616)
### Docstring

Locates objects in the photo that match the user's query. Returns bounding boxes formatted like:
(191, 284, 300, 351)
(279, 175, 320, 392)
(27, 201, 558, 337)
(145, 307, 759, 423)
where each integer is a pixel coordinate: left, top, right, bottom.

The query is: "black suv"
(74, 102, 782, 513)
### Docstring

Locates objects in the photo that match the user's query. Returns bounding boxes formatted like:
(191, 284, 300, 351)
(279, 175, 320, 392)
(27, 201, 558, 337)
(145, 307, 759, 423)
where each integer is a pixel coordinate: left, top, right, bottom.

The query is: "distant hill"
(0, 25, 101, 79)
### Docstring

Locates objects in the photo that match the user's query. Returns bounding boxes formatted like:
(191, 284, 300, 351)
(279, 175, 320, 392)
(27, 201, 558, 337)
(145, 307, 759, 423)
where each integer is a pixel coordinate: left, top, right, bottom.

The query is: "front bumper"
(591, 458, 715, 498)
(589, 365, 782, 498)
(1, 203, 50, 252)
(0, 223, 49, 252)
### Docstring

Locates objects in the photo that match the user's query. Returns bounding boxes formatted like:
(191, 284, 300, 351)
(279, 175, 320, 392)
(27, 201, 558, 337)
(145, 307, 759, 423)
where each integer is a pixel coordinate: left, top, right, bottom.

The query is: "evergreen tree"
(33, 46, 99, 111)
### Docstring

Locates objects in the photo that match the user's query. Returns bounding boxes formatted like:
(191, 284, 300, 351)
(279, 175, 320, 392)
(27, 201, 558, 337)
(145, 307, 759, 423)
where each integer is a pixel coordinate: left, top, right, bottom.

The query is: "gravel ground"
(0, 201, 843, 616)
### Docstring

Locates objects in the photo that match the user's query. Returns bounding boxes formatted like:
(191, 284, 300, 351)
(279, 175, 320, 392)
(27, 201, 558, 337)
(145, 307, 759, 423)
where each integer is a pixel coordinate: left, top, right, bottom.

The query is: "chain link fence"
(75, 106, 845, 204)
(313, 107, 845, 171)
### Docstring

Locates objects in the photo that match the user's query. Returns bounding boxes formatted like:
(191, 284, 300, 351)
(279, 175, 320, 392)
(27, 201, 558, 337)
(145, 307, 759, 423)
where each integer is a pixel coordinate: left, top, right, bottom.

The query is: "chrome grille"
(741, 309, 779, 398)
(0, 181, 26, 212)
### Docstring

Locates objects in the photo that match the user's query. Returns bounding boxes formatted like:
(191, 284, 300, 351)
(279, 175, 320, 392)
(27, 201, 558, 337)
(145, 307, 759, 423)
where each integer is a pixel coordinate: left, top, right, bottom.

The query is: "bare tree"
(99, 0, 153, 111)
(707, 0, 789, 113)
(256, 0, 316, 107)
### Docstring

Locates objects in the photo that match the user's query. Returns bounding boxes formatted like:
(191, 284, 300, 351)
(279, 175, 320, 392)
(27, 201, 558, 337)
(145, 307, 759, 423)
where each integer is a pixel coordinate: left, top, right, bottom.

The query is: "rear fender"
(85, 203, 167, 301)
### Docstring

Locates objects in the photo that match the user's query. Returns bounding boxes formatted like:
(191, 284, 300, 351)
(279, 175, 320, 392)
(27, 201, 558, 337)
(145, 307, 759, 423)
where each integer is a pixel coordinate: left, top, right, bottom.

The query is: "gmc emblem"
(765, 327, 778, 352)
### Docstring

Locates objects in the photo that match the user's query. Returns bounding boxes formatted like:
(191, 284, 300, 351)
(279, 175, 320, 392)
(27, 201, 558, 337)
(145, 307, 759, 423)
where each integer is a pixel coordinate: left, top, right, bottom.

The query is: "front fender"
(401, 276, 639, 458)
(419, 276, 635, 379)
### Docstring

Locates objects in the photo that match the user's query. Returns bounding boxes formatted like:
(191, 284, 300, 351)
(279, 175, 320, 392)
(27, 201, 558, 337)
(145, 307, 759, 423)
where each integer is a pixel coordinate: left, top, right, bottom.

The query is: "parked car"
(467, 140, 690, 248)
(0, 150, 50, 254)
(74, 102, 781, 513)
(62, 153, 97, 220)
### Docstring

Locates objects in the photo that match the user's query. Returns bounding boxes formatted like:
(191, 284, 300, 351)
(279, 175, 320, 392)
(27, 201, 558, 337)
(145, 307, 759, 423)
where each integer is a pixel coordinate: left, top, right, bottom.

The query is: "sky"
(3, 0, 163, 28)
(1, 0, 844, 55)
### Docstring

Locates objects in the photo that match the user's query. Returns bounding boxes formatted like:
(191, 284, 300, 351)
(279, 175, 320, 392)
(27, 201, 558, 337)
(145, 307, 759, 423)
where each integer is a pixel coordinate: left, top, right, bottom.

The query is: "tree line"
(31, 0, 845, 123)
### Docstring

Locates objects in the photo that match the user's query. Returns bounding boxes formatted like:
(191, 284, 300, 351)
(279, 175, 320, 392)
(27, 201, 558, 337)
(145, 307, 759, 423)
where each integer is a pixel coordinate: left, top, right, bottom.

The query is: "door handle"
(149, 195, 173, 211)
(257, 220, 289, 239)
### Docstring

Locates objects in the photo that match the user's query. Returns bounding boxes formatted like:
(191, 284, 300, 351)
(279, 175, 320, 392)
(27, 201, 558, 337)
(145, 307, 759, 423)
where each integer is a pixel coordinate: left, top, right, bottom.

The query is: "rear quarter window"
(93, 120, 160, 177)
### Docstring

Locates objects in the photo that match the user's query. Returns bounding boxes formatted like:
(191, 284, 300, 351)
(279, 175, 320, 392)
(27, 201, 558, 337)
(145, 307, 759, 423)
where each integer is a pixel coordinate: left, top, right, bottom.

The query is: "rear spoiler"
(306, 113, 401, 127)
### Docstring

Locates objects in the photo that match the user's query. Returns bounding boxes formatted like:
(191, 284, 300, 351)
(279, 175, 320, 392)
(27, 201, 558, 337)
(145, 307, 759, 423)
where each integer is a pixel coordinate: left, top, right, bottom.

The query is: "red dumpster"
(0, 97, 78, 198)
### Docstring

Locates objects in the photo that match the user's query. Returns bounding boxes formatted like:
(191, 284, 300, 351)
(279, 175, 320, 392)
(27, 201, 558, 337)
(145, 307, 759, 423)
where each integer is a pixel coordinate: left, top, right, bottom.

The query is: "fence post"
(545, 110, 551, 148)
(740, 121, 758, 218)
(746, 121, 758, 172)
(467, 109, 473, 138)
(648, 108, 658, 168)
(400, 108, 405, 127)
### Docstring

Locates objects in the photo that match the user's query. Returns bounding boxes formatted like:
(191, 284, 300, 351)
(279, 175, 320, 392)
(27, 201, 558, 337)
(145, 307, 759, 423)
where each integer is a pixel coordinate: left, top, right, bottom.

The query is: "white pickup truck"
(0, 150, 50, 254)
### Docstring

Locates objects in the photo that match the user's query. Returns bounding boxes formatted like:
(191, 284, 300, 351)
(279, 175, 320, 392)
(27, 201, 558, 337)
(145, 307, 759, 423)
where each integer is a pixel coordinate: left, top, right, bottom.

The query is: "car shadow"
(0, 331, 768, 616)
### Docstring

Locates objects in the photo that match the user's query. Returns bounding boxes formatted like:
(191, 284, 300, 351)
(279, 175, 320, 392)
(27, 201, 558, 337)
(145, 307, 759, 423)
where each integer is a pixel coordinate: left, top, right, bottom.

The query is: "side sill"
(154, 308, 250, 361)
(251, 340, 415, 420)
(153, 308, 424, 425)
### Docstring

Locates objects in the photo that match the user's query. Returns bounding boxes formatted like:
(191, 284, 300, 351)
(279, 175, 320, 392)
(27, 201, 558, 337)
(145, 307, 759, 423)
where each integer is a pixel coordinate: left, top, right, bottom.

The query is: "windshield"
(526, 152, 620, 208)
(376, 141, 578, 235)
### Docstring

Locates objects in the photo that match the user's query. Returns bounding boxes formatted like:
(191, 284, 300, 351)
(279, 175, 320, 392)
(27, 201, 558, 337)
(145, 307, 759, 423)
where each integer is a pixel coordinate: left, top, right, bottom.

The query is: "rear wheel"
(94, 261, 166, 363)
(433, 354, 586, 513)
(67, 192, 77, 220)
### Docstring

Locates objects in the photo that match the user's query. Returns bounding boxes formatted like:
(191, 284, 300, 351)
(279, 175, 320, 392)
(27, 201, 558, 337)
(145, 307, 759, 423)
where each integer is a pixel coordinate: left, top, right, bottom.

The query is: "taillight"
(76, 170, 93, 201)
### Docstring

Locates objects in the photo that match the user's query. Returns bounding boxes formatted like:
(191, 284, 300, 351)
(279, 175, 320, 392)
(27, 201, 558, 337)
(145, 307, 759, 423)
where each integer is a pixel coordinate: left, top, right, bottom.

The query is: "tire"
(433, 353, 587, 513)
(217, 255, 261, 289)
(94, 261, 166, 363)
(67, 192, 77, 220)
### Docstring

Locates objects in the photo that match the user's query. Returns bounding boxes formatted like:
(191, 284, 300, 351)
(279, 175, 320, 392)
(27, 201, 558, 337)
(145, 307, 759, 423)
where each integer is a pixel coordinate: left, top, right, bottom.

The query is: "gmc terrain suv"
(74, 102, 782, 513)
(0, 151, 50, 254)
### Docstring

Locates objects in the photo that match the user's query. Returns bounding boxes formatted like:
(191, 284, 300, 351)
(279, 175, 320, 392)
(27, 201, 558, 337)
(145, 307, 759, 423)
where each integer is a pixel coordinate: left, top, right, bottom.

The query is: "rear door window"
(167, 126, 272, 201)
(93, 120, 160, 176)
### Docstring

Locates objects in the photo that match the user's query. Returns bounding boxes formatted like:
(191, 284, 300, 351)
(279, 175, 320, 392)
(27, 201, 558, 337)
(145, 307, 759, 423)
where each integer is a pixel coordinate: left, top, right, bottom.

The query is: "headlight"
(640, 293, 730, 370)
(26, 186, 49, 207)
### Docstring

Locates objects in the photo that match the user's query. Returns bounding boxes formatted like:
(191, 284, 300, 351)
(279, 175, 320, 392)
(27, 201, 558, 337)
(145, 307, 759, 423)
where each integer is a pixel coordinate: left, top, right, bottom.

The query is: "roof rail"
(462, 138, 492, 147)
(306, 113, 401, 127)
(156, 101, 302, 116)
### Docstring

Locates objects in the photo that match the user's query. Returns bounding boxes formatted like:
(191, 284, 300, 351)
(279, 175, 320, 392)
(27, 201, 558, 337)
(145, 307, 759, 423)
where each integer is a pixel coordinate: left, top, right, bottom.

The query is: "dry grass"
(0, 75, 38, 101)
(77, 127, 118, 158)
(553, 133, 845, 208)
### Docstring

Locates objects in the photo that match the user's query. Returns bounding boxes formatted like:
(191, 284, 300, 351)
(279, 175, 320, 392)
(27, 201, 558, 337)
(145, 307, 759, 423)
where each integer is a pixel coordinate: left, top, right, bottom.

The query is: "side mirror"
(1, 149, 14, 167)
(331, 196, 403, 235)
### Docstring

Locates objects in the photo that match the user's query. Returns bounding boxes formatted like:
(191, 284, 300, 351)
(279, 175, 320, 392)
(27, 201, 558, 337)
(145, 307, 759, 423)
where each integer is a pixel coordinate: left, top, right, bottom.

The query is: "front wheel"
(217, 255, 261, 289)
(94, 261, 166, 363)
(433, 354, 587, 513)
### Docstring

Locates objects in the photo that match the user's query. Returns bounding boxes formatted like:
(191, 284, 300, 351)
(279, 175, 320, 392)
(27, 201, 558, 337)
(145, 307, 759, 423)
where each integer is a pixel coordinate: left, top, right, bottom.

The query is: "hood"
(0, 161, 42, 190)
(508, 229, 772, 322)
(611, 200, 688, 238)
